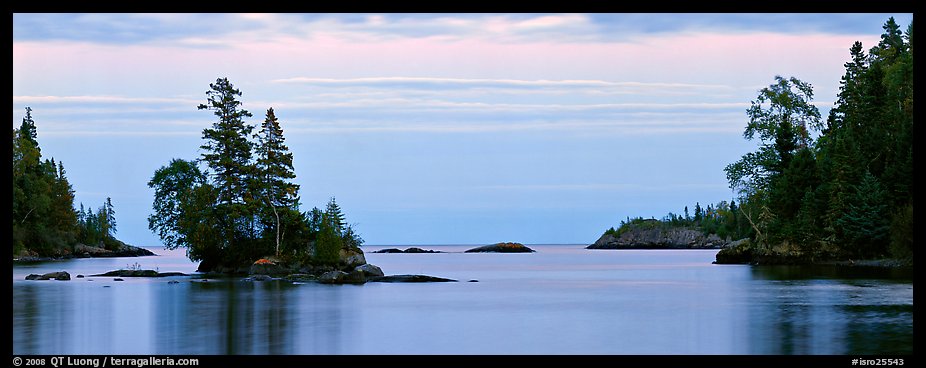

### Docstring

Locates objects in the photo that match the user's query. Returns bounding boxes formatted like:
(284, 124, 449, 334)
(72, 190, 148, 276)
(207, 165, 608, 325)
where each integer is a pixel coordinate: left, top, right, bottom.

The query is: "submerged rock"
(465, 242, 535, 253)
(284, 273, 316, 282)
(244, 274, 273, 282)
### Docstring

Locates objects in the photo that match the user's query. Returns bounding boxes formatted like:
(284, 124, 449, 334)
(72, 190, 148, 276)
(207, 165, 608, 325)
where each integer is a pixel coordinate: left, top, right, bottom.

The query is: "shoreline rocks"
(13, 242, 156, 263)
(465, 242, 535, 253)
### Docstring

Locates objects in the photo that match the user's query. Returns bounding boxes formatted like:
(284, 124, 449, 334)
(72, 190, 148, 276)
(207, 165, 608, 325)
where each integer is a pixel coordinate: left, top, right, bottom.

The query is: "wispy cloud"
(272, 76, 735, 91)
(13, 95, 199, 105)
(13, 13, 913, 47)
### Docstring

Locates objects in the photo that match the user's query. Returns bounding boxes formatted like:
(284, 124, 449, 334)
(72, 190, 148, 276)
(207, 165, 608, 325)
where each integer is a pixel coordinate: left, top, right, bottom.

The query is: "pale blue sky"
(12, 13, 913, 246)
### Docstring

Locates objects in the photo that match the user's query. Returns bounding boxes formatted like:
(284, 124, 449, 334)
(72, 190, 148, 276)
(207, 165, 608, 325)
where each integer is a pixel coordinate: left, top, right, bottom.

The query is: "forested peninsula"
(13, 108, 152, 260)
(594, 18, 914, 267)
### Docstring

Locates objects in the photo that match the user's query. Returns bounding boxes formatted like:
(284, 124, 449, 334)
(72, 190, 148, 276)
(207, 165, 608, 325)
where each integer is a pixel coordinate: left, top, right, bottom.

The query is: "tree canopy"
(148, 77, 363, 271)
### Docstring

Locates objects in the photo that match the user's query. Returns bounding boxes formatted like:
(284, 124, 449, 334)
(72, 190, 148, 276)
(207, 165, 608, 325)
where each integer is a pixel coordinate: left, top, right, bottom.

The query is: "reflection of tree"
(745, 267, 912, 354)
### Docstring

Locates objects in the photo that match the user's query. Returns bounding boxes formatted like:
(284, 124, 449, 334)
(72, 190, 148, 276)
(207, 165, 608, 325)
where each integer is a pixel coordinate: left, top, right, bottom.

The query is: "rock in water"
(250, 258, 287, 276)
(339, 248, 367, 268)
(368, 274, 458, 283)
(24, 271, 71, 281)
(372, 248, 404, 253)
(465, 242, 535, 253)
(353, 264, 385, 278)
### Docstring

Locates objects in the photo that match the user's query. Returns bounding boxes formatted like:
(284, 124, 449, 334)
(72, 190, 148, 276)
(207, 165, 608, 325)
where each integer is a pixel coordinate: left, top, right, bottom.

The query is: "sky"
(12, 13, 913, 246)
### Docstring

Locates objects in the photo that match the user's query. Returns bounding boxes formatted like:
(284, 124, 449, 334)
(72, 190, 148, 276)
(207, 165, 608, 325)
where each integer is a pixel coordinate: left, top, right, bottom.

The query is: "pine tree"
(325, 197, 346, 234)
(837, 172, 889, 257)
(198, 77, 255, 206)
(254, 108, 300, 255)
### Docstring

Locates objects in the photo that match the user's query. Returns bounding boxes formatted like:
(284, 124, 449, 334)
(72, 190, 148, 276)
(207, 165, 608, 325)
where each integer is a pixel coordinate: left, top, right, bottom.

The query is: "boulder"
(353, 264, 385, 278)
(318, 270, 367, 284)
(339, 248, 366, 268)
(318, 271, 350, 284)
(465, 242, 535, 253)
(250, 259, 287, 276)
(246, 274, 273, 282)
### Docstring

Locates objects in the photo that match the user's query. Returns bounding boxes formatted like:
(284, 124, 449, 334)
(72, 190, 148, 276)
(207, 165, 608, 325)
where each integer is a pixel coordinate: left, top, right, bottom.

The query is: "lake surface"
(12, 245, 913, 355)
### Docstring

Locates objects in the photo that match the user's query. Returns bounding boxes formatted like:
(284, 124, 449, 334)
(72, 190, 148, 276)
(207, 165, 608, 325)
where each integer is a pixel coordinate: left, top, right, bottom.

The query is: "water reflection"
(746, 266, 913, 354)
(12, 247, 914, 355)
(154, 280, 302, 354)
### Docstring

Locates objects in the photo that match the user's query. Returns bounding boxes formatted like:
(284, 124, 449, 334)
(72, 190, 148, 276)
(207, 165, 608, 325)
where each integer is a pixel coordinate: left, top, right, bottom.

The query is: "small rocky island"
(465, 242, 535, 253)
(372, 247, 442, 253)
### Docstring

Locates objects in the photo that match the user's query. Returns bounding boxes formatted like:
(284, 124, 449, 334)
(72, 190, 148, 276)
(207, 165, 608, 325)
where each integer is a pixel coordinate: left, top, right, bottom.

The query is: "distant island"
(12, 107, 150, 260)
(373, 247, 443, 253)
(465, 242, 535, 253)
(595, 18, 913, 268)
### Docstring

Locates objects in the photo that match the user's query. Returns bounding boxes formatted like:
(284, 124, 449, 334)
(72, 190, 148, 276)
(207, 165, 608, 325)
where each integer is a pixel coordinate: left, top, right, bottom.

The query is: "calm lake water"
(12, 245, 913, 355)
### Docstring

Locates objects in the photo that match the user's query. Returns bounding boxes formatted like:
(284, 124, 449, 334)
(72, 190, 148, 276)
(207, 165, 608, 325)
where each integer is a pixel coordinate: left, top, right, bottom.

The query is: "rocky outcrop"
(588, 227, 734, 249)
(91, 270, 189, 277)
(14, 241, 155, 262)
(318, 270, 365, 284)
(74, 241, 156, 258)
(353, 264, 385, 278)
(249, 258, 288, 276)
(25, 271, 71, 280)
(368, 275, 457, 283)
(340, 248, 366, 268)
(372, 247, 442, 253)
(465, 242, 535, 253)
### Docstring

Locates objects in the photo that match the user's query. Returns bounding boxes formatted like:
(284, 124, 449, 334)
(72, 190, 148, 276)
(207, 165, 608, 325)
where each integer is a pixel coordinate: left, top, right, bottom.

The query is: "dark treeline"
(13, 108, 123, 256)
(724, 18, 913, 262)
(147, 77, 362, 271)
(604, 200, 751, 241)
(604, 18, 913, 263)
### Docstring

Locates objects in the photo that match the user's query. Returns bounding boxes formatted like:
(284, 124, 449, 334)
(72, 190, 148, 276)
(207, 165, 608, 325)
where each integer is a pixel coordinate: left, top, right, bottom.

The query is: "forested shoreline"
(13, 108, 147, 258)
(599, 18, 913, 266)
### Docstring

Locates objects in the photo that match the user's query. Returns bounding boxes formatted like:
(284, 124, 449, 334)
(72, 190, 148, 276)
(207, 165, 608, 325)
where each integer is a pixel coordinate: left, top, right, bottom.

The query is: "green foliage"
(837, 172, 889, 258)
(889, 203, 913, 260)
(314, 213, 342, 265)
(147, 78, 363, 271)
(11, 107, 129, 257)
(718, 17, 913, 262)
